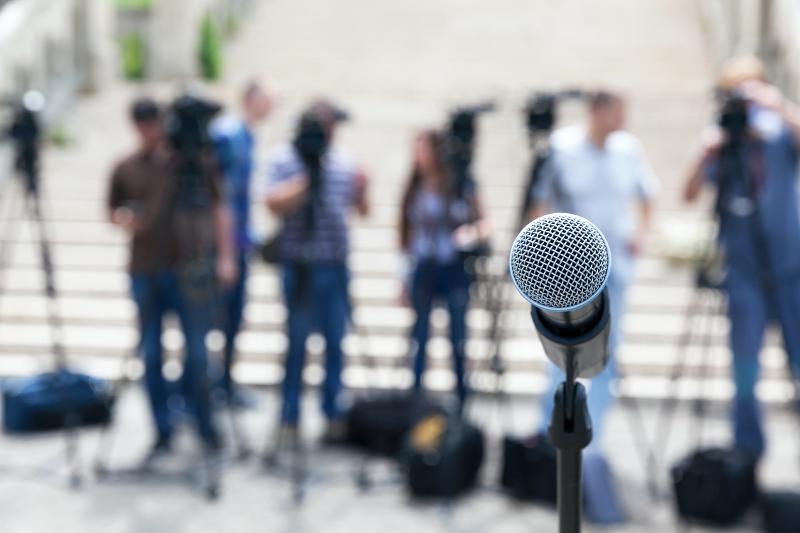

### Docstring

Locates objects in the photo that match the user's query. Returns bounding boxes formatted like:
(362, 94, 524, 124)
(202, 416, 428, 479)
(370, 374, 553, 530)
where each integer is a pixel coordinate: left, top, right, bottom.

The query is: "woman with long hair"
(399, 129, 489, 407)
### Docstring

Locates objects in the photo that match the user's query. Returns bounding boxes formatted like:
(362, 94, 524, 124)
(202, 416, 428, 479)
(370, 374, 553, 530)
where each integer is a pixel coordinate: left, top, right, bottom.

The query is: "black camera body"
(166, 94, 222, 209)
(717, 89, 749, 142)
(524, 89, 584, 136)
(446, 102, 495, 197)
(167, 94, 222, 152)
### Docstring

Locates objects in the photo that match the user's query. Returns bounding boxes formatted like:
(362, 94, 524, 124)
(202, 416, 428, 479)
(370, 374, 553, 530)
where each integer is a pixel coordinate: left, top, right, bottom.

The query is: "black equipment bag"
(3, 370, 115, 433)
(761, 491, 800, 533)
(500, 433, 557, 504)
(404, 413, 484, 498)
(346, 393, 441, 456)
(671, 447, 758, 526)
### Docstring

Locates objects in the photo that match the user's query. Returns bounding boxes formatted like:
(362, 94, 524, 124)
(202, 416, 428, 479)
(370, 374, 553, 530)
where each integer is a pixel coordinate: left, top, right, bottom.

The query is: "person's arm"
(265, 174, 309, 215)
(107, 164, 143, 234)
(683, 128, 722, 203)
(683, 152, 707, 203)
(213, 204, 238, 287)
(628, 198, 654, 256)
(353, 167, 369, 217)
(470, 193, 491, 242)
(452, 189, 491, 250)
(744, 80, 800, 146)
(204, 153, 238, 287)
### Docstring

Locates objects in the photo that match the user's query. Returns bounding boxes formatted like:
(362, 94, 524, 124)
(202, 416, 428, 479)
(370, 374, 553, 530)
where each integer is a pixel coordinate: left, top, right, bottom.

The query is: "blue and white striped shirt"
(266, 143, 358, 263)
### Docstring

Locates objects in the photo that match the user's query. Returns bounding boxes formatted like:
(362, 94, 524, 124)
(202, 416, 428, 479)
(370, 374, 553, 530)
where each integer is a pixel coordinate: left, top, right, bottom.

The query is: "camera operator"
(264, 99, 368, 444)
(683, 55, 800, 459)
(528, 89, 657, 448)
(209, 81, 273, 405)
(399, 128, 489, 408)
(107, 97, 237, 462)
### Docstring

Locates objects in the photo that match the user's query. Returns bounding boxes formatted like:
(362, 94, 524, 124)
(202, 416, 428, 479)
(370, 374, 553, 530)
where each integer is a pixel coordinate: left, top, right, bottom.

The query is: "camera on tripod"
(5, 91, 45, 197)
(293, 103, 350, 197)
(523, 89, 584, 136)
(446, 102, 495, 193)
(165, 93, 222, 209)
(716, 89, 749, 141)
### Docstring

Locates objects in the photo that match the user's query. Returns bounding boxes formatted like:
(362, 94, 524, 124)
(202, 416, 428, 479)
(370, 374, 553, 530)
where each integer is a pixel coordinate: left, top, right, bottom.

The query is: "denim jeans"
(726, 267, 800, 458)
(219, 251, 249, 392)
(410, 260, 470, 405)
(539, 273, 627, 451)
(280, 262, 349, 424)
(130, 271, 217, 443)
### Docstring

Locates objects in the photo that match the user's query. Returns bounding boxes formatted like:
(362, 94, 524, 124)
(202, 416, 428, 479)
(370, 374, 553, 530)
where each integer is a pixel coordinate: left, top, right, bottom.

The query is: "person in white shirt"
(528, 90, 657, 447)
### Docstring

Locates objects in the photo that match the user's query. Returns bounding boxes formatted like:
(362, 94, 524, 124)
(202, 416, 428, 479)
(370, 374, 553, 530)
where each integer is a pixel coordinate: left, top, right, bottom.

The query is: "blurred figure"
(107, 97, 237, 462)
(683, 55, 800, 459)
(399, 129, 489, 408)
(210, 81, 273, 405)
(529, 90, 657, 446)
(264, 100, 368, 444)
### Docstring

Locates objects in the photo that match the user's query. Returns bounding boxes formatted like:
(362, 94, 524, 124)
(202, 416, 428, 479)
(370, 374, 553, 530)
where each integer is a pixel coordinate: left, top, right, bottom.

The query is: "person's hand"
(452, 223, 479, 250)
(699, 127, 724, 158)
(216, 255, 238, 288)
(111, 207, 144, 234)
(354, 168, 369, 195)
(627, 230, 646, 256)
(741, 80, 784, 113)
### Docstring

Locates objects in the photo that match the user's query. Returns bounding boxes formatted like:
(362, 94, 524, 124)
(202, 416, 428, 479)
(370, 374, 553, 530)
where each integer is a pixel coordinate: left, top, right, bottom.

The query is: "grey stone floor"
(1, 386, 797, 533)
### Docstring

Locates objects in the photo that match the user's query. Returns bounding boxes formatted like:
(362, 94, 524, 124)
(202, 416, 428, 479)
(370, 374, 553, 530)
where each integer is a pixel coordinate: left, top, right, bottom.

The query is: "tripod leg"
(647, 288, 709, 495)
(64, 414, 82, 489)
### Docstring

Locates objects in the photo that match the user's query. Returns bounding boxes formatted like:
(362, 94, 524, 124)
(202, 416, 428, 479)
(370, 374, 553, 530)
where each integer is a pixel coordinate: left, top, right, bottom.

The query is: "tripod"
(0, 168, 85, 488)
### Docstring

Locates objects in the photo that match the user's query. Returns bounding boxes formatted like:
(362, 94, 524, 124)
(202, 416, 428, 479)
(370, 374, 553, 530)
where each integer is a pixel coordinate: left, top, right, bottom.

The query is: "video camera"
(446, 102, 495, 197)
(716, 89, 749, 142)
(524, 89, 584, 136)
(165, 93, 223, 209)
(292, 101, 350, 173)
(6, 91, 45, 196)
(166, 93, 222, 152)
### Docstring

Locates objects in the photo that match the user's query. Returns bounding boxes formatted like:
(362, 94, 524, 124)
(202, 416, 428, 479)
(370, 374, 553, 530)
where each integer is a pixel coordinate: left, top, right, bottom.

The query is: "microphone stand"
(548, 349, 592, 533)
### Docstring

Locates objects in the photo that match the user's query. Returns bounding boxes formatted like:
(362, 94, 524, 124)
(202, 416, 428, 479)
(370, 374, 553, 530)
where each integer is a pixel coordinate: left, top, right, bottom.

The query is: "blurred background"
(0, 1, 799, 532)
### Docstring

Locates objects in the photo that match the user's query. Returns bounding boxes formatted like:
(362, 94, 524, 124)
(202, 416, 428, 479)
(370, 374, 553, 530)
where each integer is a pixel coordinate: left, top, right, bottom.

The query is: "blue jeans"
(280, 262, 349, 424)
(539, 274, 627, 450)
(131, 271, 217, 442)
(726, 267, 800, 458)
(219, 251, 249, 392)
(410, 260, 470, 405)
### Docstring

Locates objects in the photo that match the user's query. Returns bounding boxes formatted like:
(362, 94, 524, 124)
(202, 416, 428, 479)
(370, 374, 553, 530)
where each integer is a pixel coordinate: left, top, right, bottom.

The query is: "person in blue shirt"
(684, 55, 800, 459)
(529, 91, 657, 447)
(210, 81, 272, 404)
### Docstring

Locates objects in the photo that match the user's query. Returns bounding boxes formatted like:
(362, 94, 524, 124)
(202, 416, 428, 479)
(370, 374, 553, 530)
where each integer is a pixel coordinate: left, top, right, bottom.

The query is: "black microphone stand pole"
(548, 349, 592, 533)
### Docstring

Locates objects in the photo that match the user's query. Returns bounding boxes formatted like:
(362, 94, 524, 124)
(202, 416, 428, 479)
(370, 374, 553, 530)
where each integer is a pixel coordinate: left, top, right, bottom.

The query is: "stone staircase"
(0, 0, 794, 405)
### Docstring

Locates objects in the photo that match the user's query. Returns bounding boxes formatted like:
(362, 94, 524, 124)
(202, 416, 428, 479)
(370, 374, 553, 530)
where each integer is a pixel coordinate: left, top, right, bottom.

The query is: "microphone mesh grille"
(509, 213, 610, 310)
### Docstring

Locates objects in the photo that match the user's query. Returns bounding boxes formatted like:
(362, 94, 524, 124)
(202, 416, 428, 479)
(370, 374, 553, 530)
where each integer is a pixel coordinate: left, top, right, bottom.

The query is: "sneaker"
(139, 435, 172, 470)
(226, 386, 258, 410)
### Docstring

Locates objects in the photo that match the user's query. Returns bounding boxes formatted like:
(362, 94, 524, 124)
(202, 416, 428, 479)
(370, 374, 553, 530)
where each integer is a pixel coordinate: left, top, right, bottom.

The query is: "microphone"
(509, 213, 612, 379)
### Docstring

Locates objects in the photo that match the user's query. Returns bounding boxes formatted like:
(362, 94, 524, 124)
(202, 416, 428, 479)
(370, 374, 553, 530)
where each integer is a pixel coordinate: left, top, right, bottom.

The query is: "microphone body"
(531, 288, 610, 378)
(509, 213, 612, 378)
